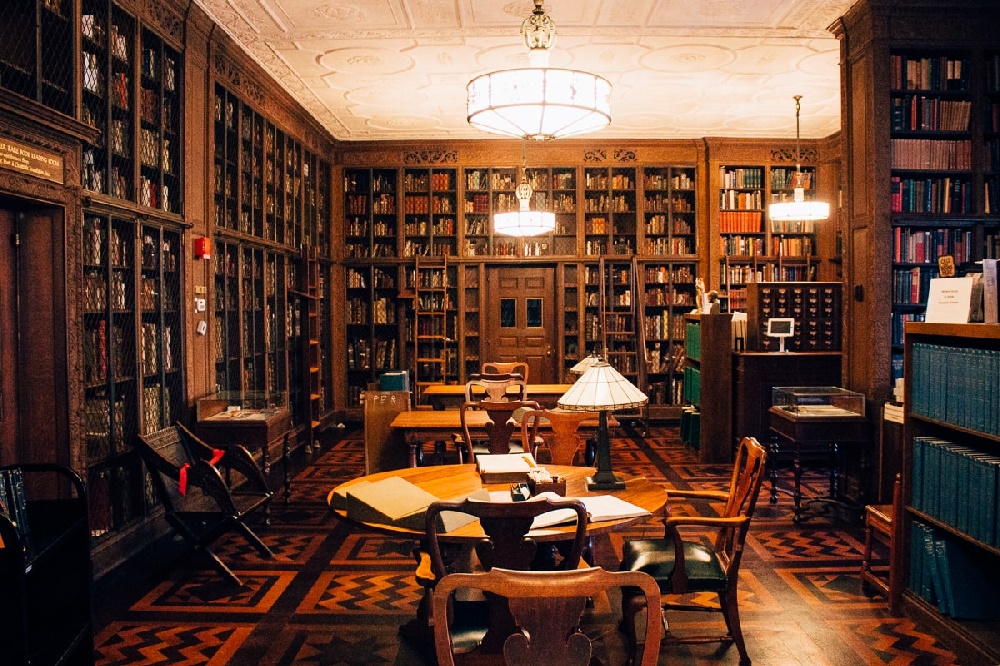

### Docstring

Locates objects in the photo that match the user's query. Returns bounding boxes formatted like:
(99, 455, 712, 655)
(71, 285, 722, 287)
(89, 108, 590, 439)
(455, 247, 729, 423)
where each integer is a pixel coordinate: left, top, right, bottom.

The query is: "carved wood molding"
(583, 149, 606, 162)
(403, 150, 458, 165)
(212, 47, 266, 110)
(771, 148, 818, 163)
(143, 0, 184, 47)
(614, 149, 637, 163)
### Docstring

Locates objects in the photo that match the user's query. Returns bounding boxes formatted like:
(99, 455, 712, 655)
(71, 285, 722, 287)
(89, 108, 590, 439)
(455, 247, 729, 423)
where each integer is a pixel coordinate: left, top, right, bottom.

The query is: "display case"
(194, 391, 291, 473)
(771, 386, 865, 418)
(196, 390, 287, 421)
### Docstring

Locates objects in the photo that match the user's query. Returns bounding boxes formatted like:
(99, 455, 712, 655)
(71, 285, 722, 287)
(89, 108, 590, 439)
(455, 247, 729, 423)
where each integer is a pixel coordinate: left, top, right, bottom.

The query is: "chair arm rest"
(219, 445, 270, 490)
(667, 489, 730, 502)
(665, 515, 750, 529)
(187, 460, 239, 515)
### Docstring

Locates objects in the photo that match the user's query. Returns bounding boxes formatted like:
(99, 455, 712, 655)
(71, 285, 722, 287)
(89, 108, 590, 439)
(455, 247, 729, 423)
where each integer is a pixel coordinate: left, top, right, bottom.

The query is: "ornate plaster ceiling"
(193, 0, 857, 142)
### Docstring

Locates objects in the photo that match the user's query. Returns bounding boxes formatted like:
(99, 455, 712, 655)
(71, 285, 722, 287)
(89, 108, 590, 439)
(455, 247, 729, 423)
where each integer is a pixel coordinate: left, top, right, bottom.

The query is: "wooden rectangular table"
(421, 383, 573, 410)
(391, 409, 551, 468)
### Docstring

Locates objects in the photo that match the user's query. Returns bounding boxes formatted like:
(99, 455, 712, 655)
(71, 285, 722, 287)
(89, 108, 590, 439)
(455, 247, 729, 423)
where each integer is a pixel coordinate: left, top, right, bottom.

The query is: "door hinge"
(12, 232, 19, 246)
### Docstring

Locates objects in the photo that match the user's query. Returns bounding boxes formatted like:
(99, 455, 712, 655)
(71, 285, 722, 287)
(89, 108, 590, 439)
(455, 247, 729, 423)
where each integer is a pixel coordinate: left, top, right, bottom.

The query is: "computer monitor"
(765, 318, 795, 352)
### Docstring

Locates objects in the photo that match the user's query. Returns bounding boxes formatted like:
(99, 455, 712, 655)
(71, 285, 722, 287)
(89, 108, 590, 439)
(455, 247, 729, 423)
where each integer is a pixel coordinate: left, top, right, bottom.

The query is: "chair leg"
(719, 588, 750, 666)
(620, 594, 646, 666)
(236, 522, 276, 558)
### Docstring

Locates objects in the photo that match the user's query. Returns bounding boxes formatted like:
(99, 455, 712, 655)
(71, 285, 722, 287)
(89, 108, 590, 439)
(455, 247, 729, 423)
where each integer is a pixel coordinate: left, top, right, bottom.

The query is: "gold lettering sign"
(0, 138, 64, 184)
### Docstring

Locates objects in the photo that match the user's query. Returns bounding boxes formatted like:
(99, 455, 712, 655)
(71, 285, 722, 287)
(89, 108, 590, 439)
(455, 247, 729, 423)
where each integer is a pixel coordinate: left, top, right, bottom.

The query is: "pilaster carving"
(143, 0, 184, 47)
(212, 48, 266, 109)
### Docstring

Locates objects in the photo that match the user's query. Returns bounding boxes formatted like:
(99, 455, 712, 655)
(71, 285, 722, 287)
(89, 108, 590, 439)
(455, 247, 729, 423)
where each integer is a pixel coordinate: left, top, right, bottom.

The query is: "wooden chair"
(433, 567, 663, 666)
(619, 436, 767, 666)
(415, 496, 589, 654)
(861, 473, 902, 610)
(465, 372, 527, 402)
(455, 399, 540, 464)
(482, 361, 529, 385)
(520, 407, 602, 465)
(135, 425, 274, 585)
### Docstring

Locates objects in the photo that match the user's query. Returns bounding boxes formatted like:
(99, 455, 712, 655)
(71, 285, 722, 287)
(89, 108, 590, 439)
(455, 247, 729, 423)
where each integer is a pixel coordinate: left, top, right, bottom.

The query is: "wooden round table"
(328, 463, 667, 541)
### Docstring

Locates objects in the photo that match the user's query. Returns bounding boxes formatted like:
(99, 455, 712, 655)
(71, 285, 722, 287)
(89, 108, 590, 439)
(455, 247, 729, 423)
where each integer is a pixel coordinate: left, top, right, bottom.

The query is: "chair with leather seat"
(482, 361, 529, 385)
(433, 566, 663, 666)
(414, 496, 589, 654)
(454, 398, 540, 464)
(619, 436, 767, 666)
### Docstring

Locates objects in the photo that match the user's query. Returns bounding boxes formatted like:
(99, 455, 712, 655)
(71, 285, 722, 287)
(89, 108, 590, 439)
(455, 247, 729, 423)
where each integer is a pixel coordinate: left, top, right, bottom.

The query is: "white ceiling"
(192, 0, 857, 143)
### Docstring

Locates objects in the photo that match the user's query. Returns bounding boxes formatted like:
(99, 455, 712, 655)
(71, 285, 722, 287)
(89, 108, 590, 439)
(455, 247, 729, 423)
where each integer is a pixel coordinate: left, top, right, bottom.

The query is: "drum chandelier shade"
(769, 95, 830, 222)
(467, 1, 612, 141)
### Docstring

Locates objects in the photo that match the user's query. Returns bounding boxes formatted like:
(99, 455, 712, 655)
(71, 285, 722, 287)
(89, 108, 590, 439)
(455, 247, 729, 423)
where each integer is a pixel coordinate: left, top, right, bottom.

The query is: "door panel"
(485, 266, 556, 383)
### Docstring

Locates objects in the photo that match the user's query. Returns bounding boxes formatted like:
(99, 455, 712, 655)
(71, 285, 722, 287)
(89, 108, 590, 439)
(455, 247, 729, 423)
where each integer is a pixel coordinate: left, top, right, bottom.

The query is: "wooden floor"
(91, 425, 960, 665)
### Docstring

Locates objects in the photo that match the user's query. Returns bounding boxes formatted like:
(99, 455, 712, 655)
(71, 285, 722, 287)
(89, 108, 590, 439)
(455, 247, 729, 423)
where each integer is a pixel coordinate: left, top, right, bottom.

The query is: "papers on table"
(477, 453, 537, 483)
(530, 494, 651, 529)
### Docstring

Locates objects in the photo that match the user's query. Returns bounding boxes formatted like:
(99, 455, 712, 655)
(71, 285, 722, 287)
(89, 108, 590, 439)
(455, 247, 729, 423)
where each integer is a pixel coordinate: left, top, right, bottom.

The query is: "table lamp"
(557, 359, 648, 491)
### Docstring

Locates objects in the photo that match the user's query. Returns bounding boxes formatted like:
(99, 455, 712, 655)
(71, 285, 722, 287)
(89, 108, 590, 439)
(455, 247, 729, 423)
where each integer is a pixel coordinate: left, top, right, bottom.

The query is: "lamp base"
(586, 473, 626, 492)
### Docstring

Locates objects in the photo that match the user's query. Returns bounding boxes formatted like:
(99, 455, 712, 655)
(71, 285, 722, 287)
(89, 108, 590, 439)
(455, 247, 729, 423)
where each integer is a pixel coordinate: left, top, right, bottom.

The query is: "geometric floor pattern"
(93, 426, 960, 665)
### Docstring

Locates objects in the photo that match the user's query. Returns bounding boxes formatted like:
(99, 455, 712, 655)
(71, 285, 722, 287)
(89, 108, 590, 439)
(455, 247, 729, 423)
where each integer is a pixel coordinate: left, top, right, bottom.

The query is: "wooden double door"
(483, 265, 558, 384)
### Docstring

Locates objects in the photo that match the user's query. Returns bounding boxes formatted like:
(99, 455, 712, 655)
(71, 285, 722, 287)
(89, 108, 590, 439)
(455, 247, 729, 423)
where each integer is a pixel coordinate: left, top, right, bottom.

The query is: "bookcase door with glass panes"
(584, 167, 636, 256)
(81, 5, 182, 211)
(403, 168, 457, 258)
(83, 213, 182, 539)
(345, 265, 401, 408)
(407, 260, 457, 399)
(561, 264, 582, 382)
(2, 0, 74, 115)
(461, 264, 483, 381)
(462, 167, 518, 257)
(345, 168, 398, 260)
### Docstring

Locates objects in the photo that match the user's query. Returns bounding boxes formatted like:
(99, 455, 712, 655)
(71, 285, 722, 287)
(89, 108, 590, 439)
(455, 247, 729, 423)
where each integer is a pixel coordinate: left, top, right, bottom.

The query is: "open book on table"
(486, 492, 650, 529)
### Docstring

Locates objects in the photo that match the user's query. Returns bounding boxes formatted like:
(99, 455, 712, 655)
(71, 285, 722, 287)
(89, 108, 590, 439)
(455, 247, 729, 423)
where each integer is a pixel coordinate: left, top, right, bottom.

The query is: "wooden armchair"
(465, 373, 527, 402)
(414, 496, 589, 653)
(455, 399, 540, 464)
(619, 436, 767, 666)
(135, 425, 274, 585)
(433, 567, 663, 666)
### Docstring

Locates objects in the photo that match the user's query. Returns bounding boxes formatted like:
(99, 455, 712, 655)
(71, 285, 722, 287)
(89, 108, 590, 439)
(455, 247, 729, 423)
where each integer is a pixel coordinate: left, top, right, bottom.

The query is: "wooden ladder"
(599, 255, 648, 434)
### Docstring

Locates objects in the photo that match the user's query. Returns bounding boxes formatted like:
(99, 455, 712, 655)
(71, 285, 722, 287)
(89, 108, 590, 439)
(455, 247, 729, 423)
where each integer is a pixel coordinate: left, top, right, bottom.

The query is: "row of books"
(0, 469, 30, 552)
(890, 312, 924, 348)
(892, 267, 937, 305)
(912, 436, 1000, 546)
(719, 167, 763, 189)
(719, 190, 762, 211)
(890, 176, 971, 214)
(910, 343, 1000, 436)
(891, 139, 971, 171)
(892, 226, 972, 264)
(890, 54, 969, 92)
(909, 520, 1000, 620)
(891, 96, 971, 132)
(643, 313, 686, 343)
(645, 342, 686, 375)
(719, 211, 763, 234)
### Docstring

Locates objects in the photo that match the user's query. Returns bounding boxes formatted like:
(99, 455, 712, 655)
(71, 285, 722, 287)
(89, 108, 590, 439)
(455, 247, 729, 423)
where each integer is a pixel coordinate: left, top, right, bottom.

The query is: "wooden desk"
(421, 383, 572, 410)
(329, 464, 667, 542)
(768, 406, 869, 522)
(391, 409, 548, 468)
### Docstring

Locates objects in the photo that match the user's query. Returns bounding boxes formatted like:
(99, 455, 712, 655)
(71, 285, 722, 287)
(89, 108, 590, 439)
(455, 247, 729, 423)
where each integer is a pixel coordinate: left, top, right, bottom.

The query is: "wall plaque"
(0, 138, 63, 184)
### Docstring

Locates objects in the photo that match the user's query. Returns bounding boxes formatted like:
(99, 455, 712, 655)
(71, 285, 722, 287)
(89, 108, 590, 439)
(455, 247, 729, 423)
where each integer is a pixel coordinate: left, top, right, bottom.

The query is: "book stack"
(883, 402, 904, 424)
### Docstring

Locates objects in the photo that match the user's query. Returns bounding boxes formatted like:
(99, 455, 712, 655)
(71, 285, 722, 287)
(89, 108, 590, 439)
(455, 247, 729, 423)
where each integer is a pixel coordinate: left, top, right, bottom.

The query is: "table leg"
(282, 431, 292, 508)
(769, 437, 781, 504)
(829, 442, 839, 499)
(793, 441, 803, 523)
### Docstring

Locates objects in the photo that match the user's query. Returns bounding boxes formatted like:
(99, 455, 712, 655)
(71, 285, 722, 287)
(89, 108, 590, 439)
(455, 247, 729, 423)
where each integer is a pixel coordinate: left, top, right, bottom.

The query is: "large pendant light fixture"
(768, 95, 830, 222)
(493, 140, 556, 237)
(467, 0, 612, 141)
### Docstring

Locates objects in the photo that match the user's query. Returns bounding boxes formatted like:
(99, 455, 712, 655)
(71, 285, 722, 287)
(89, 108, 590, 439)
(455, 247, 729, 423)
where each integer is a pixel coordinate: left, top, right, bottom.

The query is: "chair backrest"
(460, 399, 540, 460)
(433, 566, 662, 666)
(465, 372, 527, 402)
(425, 496, 588, 578)
(714, 436, 767, 574)
(135, 427, 235, 515)
(482, 361, 529, 385)
(521, 408, 601, 465)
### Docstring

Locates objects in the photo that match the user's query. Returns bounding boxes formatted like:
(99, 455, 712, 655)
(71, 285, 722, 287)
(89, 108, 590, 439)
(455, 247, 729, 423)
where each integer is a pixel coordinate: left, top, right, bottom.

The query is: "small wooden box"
(527, 476, 566, 496)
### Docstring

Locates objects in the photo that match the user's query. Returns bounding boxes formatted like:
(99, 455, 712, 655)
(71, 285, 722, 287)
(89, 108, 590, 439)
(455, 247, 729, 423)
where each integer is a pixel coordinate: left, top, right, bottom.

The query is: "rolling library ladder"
(599, 256, 648, 434)
(411, 256, 456, 403)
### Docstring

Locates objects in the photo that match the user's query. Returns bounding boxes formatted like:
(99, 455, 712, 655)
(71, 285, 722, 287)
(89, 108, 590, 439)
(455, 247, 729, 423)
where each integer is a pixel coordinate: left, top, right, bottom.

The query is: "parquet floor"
(92, 426, 961, 665)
